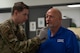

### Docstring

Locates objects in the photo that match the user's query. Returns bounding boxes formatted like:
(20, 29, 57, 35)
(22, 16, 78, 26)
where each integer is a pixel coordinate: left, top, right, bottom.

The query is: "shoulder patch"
(0, 23, 10, 34)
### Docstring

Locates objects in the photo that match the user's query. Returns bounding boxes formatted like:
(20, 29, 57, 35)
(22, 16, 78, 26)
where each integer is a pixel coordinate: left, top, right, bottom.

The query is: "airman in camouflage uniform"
(0, 2, 47, 53)
(0, 19, 41, 53)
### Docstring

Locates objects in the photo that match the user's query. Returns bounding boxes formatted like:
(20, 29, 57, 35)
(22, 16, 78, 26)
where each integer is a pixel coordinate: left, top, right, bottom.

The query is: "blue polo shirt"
(37, 27, 79, 53)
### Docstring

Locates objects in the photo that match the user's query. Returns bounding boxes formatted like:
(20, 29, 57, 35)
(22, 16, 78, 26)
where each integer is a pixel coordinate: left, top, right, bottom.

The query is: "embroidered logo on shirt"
(57, 39, 64, 43)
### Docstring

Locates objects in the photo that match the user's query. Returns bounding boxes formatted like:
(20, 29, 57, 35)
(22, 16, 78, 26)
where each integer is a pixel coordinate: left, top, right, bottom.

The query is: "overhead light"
(67, 4, 80, 7)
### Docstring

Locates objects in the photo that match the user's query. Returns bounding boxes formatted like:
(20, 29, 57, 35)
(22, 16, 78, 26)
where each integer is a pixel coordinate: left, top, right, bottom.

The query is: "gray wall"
(28, 6, 51, 38)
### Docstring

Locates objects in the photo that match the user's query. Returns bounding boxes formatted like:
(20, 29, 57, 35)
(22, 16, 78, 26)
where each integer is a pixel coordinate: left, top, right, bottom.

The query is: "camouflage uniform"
(0, 19, 41, 53)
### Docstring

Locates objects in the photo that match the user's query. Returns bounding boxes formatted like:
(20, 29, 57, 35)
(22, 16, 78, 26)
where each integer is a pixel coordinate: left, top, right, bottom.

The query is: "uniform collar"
(9, 19, 19, 31)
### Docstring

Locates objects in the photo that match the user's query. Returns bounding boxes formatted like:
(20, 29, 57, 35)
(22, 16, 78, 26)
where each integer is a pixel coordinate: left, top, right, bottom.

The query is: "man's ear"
(14, 10, 18, 15)
(59, 17, 62, 20)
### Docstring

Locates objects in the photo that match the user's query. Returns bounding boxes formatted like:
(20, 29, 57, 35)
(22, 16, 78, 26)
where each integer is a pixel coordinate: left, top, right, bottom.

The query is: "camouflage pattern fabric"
(0, 19, 41, 53)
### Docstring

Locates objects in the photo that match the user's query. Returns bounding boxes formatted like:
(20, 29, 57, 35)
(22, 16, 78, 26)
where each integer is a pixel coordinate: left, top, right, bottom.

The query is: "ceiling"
(0, 0, 80, 8)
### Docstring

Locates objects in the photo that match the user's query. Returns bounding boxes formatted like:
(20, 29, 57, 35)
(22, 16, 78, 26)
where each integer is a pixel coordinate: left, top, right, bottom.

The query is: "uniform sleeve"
(0, 24, 41, 53)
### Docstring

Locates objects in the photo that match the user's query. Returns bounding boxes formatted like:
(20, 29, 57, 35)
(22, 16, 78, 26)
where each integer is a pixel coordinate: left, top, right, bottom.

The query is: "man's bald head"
(47, 8, 62, 19)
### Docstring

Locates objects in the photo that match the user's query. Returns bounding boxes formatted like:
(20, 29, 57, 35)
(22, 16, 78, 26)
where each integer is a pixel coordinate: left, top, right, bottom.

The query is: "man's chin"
(48, 25, 55, 28)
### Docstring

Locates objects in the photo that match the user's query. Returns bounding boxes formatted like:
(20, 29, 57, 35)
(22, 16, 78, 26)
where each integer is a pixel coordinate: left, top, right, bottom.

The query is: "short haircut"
(11, 2, 29, 15)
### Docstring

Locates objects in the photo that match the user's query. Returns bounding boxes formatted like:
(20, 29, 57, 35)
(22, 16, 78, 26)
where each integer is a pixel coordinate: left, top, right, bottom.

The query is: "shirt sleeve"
(72, 32, 79, 53)
(66, 31, 79, 53)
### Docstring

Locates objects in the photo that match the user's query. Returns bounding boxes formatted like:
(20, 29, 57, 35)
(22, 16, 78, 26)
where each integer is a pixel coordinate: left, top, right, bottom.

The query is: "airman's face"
(16, 9, 29, 24)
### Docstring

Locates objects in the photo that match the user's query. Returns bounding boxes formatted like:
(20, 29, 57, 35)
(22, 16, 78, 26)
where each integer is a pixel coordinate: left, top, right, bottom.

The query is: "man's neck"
(11, 16, 18, 25)
(50, 26, 60, 36)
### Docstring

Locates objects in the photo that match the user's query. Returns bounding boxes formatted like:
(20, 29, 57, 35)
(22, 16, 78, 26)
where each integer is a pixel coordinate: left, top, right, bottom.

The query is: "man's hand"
(38, 27, 48, 42)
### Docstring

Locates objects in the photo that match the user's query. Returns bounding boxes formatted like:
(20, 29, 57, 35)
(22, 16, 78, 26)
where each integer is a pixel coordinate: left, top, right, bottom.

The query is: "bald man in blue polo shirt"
(36, 8, 79, 53)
